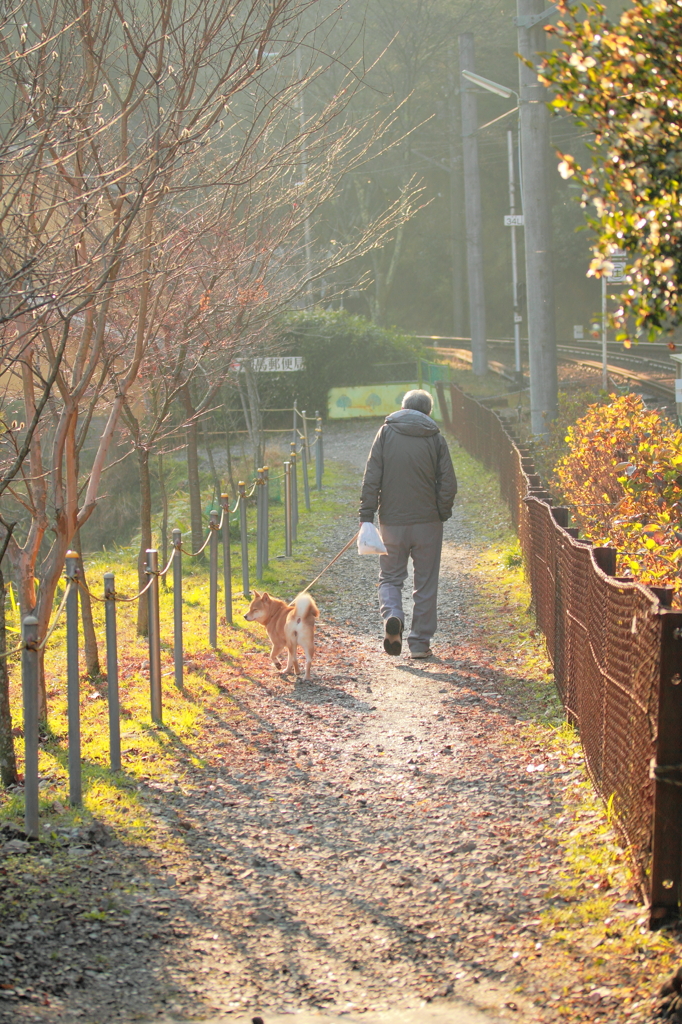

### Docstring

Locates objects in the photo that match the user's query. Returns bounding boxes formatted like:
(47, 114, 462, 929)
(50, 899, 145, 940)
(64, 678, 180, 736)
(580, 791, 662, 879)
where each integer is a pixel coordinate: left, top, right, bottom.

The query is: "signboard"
(573, 324, 584, 340)
(504, 214, 524, 227)
(514, 313, 523, 324)
(229, 356, 304, 373)
(675, 378, 682, 404)
(328, 384, 442, 422)
(608, 248, 627, 284)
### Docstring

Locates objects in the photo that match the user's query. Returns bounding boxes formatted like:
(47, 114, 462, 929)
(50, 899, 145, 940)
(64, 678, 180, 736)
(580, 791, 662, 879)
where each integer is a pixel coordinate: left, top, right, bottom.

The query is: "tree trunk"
(223, 396, 238, 496)
(0, 535, 18, 787)
(180, 387, 204, 557)
(73, 530, 101, 679)
(202, 419, 222, 504)
(244, 363, 263, 469)
(8, 546, 47, 719)
(158, 453, 169, 591)
(137, 447, 153, 636)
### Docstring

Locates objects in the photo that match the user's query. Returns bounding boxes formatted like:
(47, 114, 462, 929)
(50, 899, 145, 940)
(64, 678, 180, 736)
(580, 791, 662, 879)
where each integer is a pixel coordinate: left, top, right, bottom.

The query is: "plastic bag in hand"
(357, 521, 387, 555)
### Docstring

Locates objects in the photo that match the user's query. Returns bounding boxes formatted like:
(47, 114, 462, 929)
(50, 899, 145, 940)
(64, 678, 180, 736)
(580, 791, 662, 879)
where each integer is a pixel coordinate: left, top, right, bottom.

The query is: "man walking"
(359, 389, 457, 658)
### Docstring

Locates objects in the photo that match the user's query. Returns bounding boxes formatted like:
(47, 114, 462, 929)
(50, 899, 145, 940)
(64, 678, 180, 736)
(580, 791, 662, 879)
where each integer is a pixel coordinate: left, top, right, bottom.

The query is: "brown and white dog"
(244, 590, 319, 680)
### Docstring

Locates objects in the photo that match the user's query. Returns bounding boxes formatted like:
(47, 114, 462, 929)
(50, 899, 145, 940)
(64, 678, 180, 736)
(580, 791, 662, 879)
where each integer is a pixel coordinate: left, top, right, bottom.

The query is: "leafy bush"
(533, 389, 607, 495)
(554, 393, 682, 597)
(257, 310, 426, 417)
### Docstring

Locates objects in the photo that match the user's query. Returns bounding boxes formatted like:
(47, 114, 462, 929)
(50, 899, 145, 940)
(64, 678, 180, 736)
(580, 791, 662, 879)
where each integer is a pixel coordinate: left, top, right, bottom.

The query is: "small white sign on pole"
(675, 378, 682, 404)
(504, 214, 524, 227)
(573, 325, 584, 340)
(608, 248, 627, 285)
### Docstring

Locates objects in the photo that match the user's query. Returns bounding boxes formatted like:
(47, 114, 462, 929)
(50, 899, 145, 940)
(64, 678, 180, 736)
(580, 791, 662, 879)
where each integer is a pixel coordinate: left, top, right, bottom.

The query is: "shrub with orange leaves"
(554, 393, 682, 598)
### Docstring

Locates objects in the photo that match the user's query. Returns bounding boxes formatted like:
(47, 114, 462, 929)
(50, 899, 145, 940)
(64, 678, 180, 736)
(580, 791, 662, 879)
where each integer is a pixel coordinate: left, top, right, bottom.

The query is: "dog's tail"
(292, 592, 319, 620)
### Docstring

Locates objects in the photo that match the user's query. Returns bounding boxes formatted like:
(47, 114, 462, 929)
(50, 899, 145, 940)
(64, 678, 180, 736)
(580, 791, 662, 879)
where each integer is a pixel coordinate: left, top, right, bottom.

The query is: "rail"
(437, 339, 677, 403)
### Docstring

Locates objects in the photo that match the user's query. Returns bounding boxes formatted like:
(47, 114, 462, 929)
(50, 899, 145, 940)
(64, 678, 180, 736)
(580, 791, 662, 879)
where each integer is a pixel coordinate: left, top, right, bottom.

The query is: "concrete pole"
(448, 51, 465, 339)
(516, 0, 558, 433)
(459, 32, 488, 376)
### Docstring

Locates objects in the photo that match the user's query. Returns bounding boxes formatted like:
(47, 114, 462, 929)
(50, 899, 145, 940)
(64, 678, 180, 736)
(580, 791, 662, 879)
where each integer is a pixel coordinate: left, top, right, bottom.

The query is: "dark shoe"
(383, 616, 403, 656)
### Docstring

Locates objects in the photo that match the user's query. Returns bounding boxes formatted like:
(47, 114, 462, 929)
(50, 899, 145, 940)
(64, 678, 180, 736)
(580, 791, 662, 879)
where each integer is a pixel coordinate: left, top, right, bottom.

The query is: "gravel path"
(0, 419, 644, 1024)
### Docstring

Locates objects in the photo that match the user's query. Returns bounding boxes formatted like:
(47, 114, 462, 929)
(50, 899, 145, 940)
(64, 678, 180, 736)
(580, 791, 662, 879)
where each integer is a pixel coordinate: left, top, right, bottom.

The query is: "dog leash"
(301, 531, 359, 594)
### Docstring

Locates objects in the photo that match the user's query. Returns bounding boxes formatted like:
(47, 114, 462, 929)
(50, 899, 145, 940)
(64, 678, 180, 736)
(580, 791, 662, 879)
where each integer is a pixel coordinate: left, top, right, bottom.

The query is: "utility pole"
(448, 51, 465, 339)
(506, 130, 523, 383)
(516, 0, 558, 433)
(459, 32, 488, 376)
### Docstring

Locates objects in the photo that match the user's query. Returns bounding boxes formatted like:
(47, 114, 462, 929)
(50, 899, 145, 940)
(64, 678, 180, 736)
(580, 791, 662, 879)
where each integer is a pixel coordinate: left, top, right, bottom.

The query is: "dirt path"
(1, 422, 652, 1024)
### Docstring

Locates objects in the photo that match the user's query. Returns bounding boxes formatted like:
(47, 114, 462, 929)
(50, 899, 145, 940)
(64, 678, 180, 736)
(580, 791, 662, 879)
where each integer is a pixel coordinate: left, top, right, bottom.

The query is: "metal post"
(459, 33, 488, 377)
(516, 0, 558, 433)
(316, 411, 324, 483)
(284, 461, 293, 557)
(301, 409, 310, 459)
(262, 467, 269, 569)
(21, 615, 39, 838)
(507, 129, 523, 384)
(290, 441, 298, 541)
(650, 610, 682, 926)
(209, 510, 219, 649)
(172, 529, 183, 688)
(315, 428, 323, 491)
(239, 481, 249, 597)
(103, 573, 121, 771)
(292, 399, 298, 446)
(301, 437, 311, 512)
(601, 275, 608, 391)
(256, 469, 264, 581)
(220, 494, 233, 624)
(65, 551, 81, 806)
(146, 549, 162, 724)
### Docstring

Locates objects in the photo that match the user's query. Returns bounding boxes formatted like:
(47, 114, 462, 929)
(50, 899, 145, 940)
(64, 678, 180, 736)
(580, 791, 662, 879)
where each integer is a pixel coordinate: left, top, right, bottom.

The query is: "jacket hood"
(385, 408, 439, 437)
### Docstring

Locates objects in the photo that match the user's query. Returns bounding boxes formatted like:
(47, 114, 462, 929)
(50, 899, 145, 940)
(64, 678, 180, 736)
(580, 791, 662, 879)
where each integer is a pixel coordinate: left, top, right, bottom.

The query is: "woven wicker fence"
(438, 381, 682, 925)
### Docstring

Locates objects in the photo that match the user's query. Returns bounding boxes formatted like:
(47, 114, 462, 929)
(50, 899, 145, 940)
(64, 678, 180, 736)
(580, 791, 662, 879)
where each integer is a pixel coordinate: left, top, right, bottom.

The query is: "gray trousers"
(378, 521, 443, 652)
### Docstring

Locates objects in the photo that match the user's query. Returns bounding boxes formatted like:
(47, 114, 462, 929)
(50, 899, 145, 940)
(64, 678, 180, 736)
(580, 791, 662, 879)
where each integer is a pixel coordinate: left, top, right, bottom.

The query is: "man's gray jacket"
(359, 409, 457, 526)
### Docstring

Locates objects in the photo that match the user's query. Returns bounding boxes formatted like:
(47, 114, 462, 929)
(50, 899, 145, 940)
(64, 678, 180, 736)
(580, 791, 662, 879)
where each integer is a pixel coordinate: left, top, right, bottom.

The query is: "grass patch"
(452, 443, 563, 724)
(0, 457, 358, 841)
(449, 437, 680, 1019)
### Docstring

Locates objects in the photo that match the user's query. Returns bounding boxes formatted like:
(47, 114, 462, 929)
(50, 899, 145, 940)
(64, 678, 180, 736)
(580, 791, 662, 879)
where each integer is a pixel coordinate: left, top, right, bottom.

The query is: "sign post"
(504, 130, 524, 384)
(670, 354, 682, 424)
(602, 249, 627, 391)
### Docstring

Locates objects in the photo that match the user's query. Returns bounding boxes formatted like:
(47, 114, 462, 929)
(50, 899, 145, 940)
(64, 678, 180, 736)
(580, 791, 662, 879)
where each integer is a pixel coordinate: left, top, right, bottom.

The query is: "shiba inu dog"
(244, 590, 319, 680)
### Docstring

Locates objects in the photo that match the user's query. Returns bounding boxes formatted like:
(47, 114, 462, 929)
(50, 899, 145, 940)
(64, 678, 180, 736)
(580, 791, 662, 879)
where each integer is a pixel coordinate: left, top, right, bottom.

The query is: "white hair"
(401, 389, 433, 415)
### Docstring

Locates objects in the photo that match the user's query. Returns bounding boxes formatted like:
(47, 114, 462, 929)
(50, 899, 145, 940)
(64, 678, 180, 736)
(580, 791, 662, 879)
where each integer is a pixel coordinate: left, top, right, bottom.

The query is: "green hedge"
(256, 310, 426, 418)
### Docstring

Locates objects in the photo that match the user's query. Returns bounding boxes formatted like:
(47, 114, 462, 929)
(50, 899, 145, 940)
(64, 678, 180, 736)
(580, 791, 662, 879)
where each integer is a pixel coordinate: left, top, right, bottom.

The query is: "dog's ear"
(262, 592, 271, 602)
(252, 589, 261, 599)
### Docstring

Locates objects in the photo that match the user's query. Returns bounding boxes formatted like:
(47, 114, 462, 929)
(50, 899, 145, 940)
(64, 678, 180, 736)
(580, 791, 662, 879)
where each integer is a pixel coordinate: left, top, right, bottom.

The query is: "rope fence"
(437, 379, 682, 929)
(13, 409, 327, 837)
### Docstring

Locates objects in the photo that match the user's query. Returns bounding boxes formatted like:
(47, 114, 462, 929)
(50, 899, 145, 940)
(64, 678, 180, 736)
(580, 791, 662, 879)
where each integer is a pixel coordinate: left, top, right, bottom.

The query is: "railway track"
(428, 339, 679, 404)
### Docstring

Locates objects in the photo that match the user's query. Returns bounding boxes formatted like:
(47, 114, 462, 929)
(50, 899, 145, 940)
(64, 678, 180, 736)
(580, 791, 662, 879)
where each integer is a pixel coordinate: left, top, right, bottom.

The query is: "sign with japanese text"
(229, 356, 304, 373)
(608, 248, 627, 284)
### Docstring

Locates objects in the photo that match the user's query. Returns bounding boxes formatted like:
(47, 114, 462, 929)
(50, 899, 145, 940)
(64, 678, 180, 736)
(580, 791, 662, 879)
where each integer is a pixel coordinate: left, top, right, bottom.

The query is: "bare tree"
(0, 0, 331, 715)
(0, 525, 18, 788)
(0, 0, 427, 716)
